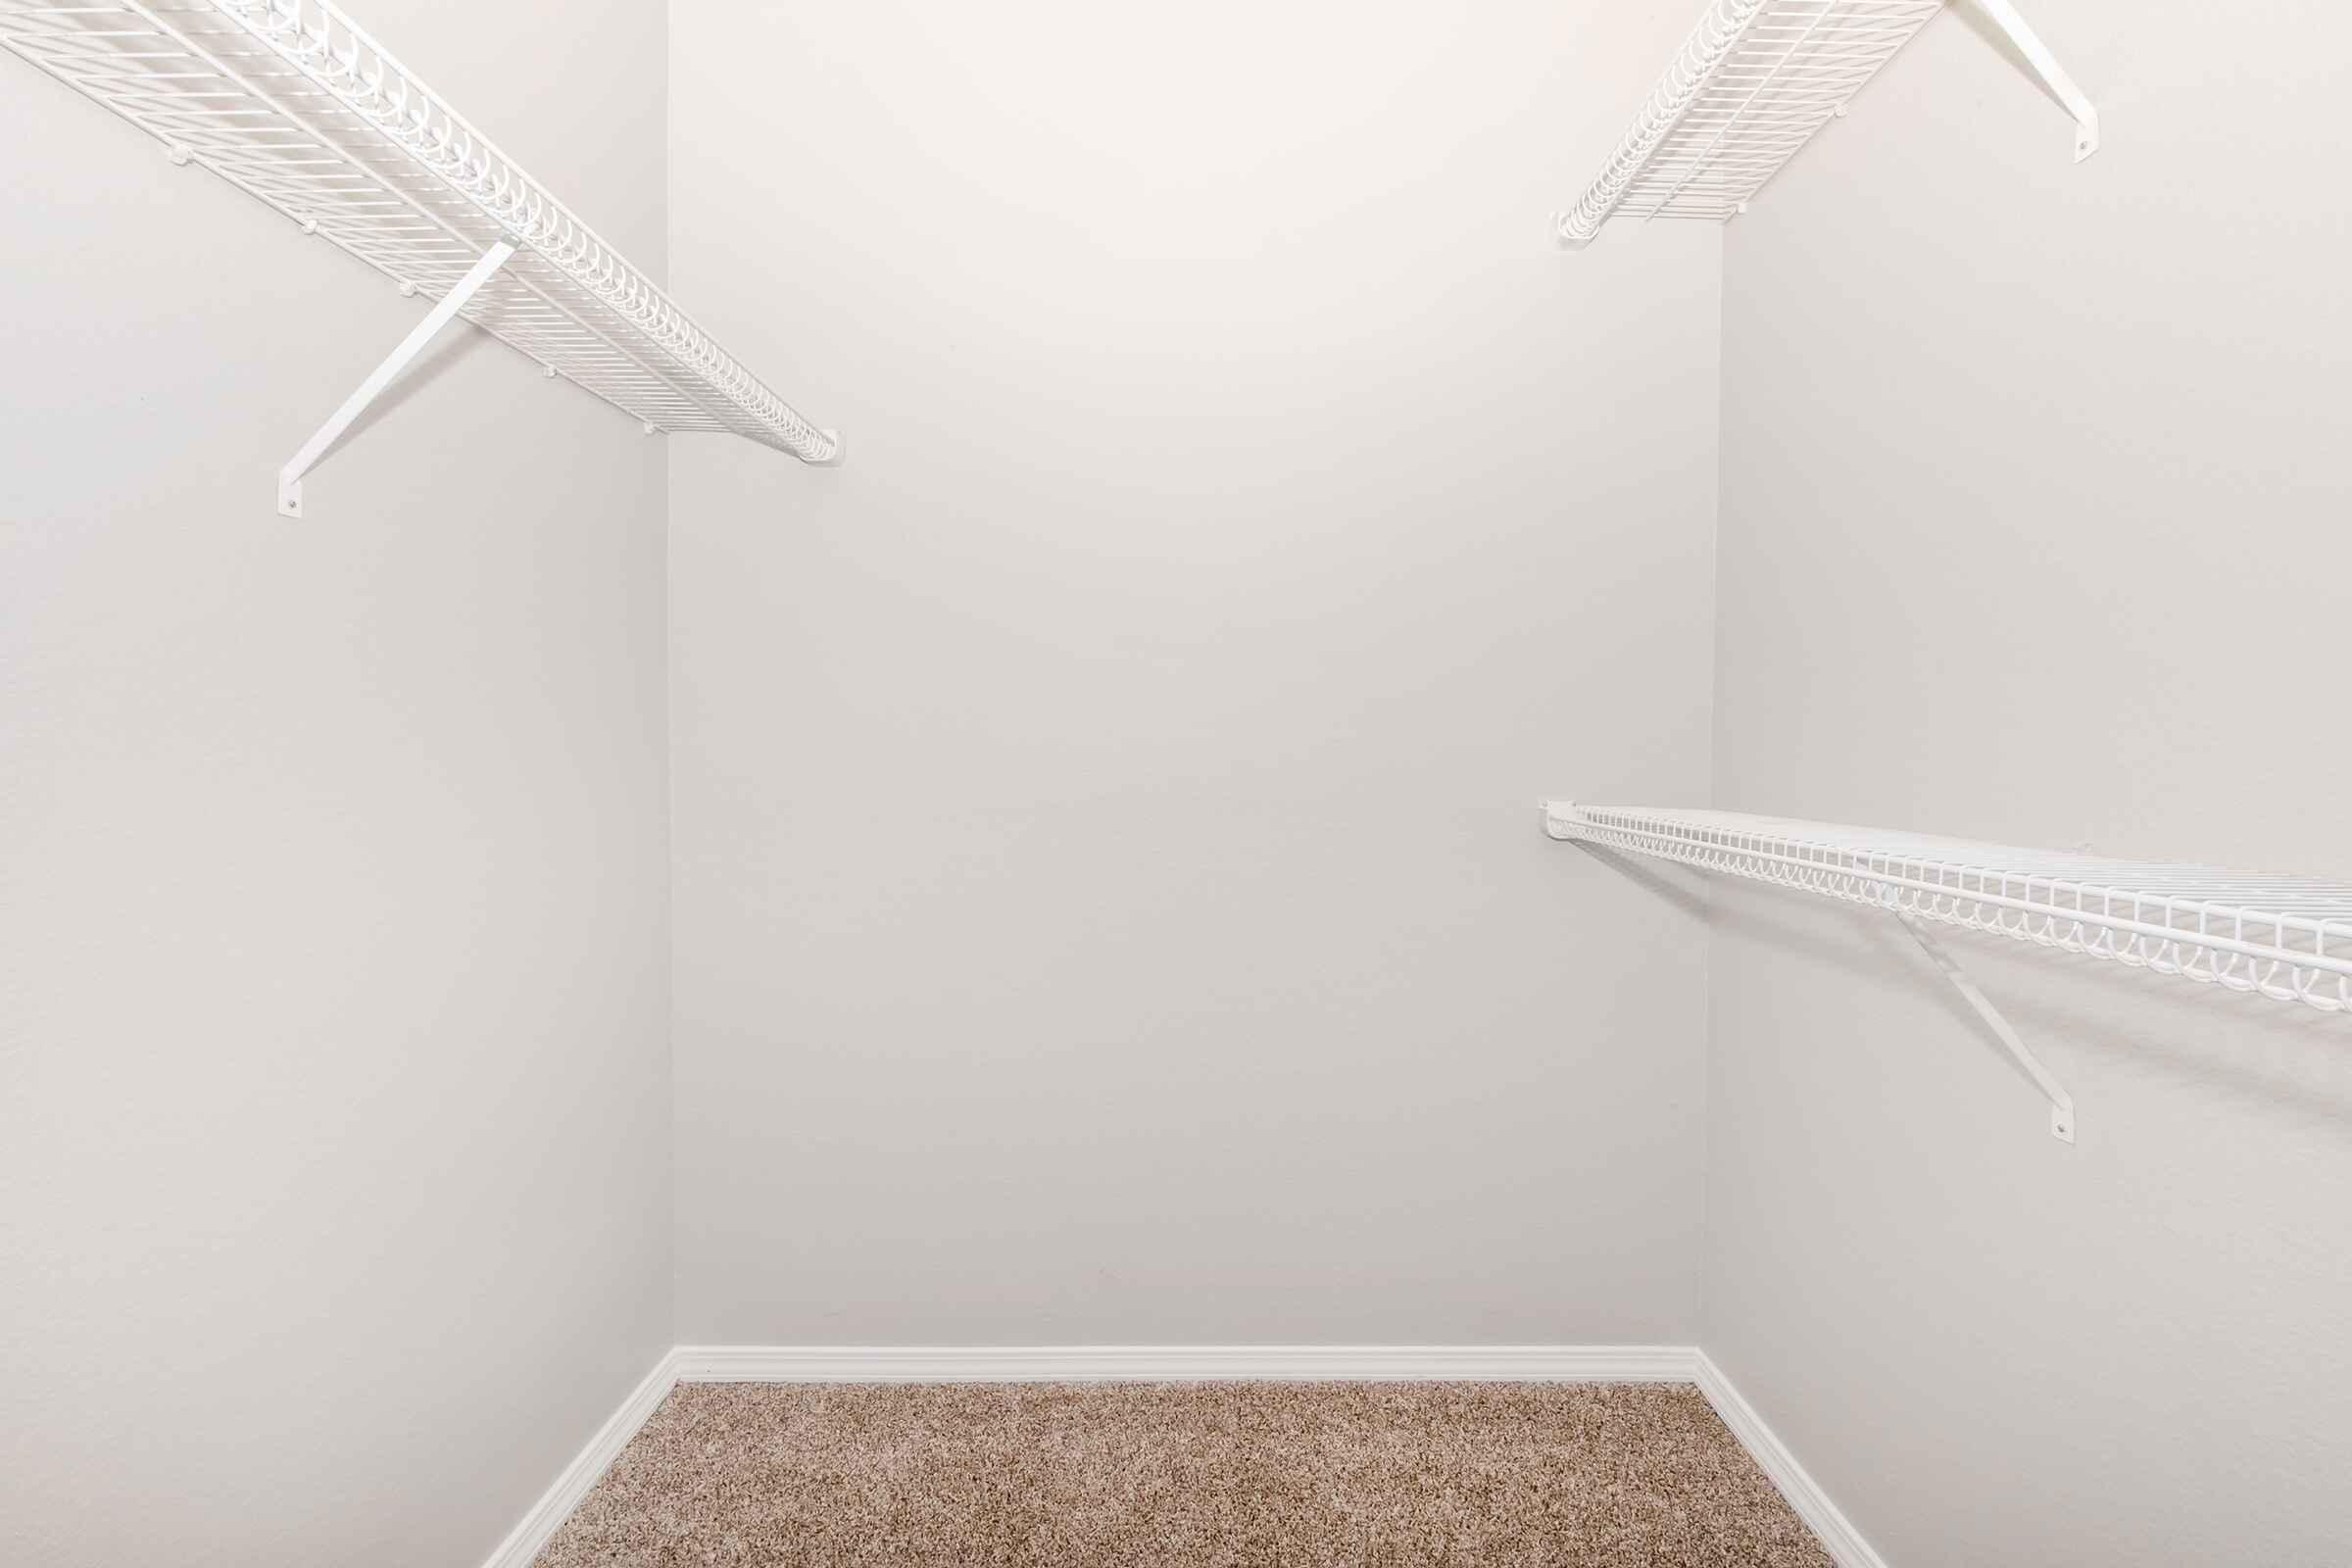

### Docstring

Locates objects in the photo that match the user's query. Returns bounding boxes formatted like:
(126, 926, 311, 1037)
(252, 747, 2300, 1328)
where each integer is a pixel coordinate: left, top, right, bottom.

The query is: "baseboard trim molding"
(1694, 1351, 1887, 1568)
(671, 1344, 1700, 1383)
(483, 1344, 1886, 1568)
(477, 1347, 681, 1568)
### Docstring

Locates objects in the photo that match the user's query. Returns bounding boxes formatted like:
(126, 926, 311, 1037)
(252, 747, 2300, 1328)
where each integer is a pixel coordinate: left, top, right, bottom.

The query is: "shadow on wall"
(1572, 845, 1712, 922)
(1702, 876, 2352, 1135)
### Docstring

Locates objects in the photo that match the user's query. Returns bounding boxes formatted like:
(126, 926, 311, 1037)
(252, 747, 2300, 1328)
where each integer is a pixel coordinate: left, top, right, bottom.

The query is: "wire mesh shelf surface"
(1544, 804, 2352, 1014)
(1, 0, 837, 462)
(1558, 0, 1942, 247)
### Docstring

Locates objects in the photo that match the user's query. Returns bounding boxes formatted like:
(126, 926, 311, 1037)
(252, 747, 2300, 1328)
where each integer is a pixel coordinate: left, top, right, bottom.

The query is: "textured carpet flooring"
(534, 1381, 1832, 1567)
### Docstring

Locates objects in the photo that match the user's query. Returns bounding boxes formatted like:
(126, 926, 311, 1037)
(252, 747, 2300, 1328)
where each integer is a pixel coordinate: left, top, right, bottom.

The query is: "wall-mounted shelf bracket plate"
(277, 242, 515, 519)
(1895, 912, 2076, 1143)
(1971, 0, 2099, 160)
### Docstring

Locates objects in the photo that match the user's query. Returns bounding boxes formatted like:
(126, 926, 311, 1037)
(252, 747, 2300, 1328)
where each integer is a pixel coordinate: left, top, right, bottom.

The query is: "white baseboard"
(477, 1347, 681, 1568)
(672, 1343, 1698, 1383)
(484, 1345, 1886, 1568)
(1694, 1350, 1886, 1568)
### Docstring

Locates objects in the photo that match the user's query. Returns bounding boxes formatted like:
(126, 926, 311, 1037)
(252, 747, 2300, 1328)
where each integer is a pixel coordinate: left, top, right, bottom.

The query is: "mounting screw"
(166, 144, 193, 167)
(1833, 103, 1848, 119)
(2050, 1105, 2077, 1144)
(398, 280, 417, 298)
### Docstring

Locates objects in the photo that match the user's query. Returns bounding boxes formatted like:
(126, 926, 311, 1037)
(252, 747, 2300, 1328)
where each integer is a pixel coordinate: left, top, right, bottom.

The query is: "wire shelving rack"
(2, 0, 840, 513)
(1556, 0, 2097, 249)
(1545, 802, 2352, 1141)
(1545, 804, 2352, 1016)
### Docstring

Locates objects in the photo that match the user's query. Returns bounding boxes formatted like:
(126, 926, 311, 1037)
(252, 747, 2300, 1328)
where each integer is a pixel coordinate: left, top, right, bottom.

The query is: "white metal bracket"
(1969, 0, 2100, 162)
(276, 241, 516, 518)
(1896, 912, 2077, 1143)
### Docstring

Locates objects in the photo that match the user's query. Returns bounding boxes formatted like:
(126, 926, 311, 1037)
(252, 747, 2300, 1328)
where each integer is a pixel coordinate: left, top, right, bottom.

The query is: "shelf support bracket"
(1968, 0, 2100, 162)
(1896, 912, 2076, 1143)
(277, 241, 516, 518)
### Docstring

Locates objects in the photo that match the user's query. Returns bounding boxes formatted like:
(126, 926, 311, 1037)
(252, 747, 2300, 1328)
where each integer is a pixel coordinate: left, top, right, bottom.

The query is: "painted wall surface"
(0, 4, 673, 1564)
(666, 0, 1724, 1344)
(1703, 1, 2352, 1562)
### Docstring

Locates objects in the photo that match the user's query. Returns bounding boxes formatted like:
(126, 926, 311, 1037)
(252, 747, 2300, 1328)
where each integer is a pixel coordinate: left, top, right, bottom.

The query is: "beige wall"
(1705, 0, 2352, 1561)
(664, 0, 1725, 1345)
(0, 4, 674, 1564)
(21, 0, 2339, 1560)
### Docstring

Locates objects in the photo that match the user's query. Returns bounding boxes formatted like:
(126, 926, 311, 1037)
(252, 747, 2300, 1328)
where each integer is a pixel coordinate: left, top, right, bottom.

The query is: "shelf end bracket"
(277, 241, 517, 518)
(1896, 911, 2077, 1143)
(1967, 0, 2100, 162)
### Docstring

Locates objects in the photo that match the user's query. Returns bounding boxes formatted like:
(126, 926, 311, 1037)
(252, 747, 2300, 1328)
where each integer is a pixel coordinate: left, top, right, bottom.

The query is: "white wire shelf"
(2, 0, 840, 506)
(1545, 803, 2352, 1016)
(1556, 0, 2097, 249)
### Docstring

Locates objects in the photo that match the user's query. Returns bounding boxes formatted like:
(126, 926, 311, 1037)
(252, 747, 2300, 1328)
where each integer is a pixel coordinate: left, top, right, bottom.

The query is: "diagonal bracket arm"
(1897, 912, 2077, 1143)
(1969, 0, 2101, 162)
(277, 241, 516, 518)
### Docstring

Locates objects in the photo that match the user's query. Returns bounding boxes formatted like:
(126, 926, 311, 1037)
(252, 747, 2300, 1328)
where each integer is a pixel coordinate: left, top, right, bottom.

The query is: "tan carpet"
(533, 1381, 1832, 1567)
